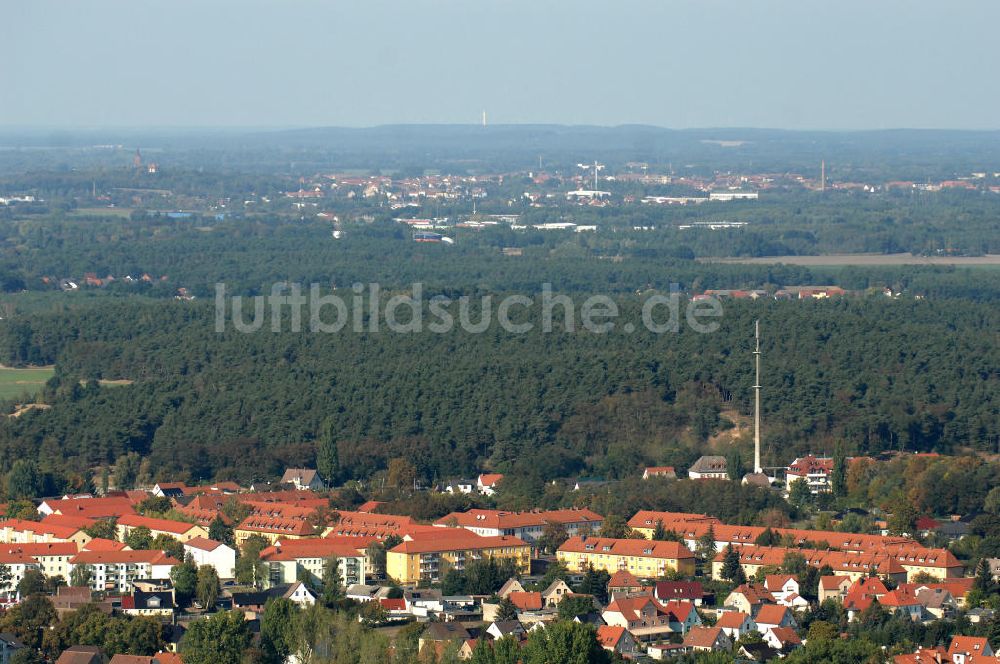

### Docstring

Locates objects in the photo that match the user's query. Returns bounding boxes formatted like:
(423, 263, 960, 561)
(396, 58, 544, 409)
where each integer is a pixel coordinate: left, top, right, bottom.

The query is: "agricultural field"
(703, 253, 1000, 266)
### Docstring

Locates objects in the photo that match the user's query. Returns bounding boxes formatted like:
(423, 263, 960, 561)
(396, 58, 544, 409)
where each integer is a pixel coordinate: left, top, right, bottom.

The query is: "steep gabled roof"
(755, 604, 790, 626)
(683, 626, 726, 649)
(596, 625, 628, 648)
(717, 611, 751, 629)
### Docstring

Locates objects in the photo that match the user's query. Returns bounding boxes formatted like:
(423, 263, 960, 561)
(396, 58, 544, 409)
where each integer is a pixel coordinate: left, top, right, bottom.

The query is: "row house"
(557, 536, 696, 577)
(435, 508, 604, 543)
(1, 542, 78, 584)
(259, 539, 367, 587)
(386, 532, 530, 585)
(234, 515, 315, 547)
(0, 550, 40, 598)
(628, 510, 916, 554)
(116, 514, 209, 543)
(68, 550, 180, 594)
(0, 519, 90, 546)
(711, 545, 911, 584)
(40, 496, 138, 520)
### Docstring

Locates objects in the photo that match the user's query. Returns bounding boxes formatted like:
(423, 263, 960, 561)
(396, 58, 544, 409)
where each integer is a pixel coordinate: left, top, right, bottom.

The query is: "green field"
(0, 366, 55, 400)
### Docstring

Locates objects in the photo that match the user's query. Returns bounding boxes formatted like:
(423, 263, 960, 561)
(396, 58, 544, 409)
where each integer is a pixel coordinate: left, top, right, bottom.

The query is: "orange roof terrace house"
(557, 536, 696, 578)
(234, 515, 316, 546)
(386, 531, 530, 585)
(434, 507, 603, 543)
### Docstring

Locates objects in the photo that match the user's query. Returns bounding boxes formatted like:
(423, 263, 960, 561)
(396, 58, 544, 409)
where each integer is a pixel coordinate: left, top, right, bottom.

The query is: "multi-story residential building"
(1, 543, 78, 584)
(0, 550, 40, 598)
(68, 550, 180, 593)
(116, 514, 209, 543)
(183, 537, 237, 578)
(627, 511, 719, 539)
(386, 532, 530, 585)
(259, 539, 367, 587)
(627, 510, 917, 556)
(234, 516, 315, 547)
(0, 519, 90, 546)
(710, 544, 962, 583)
(434, 508, 604, 543)
(557, 536, 696, 577)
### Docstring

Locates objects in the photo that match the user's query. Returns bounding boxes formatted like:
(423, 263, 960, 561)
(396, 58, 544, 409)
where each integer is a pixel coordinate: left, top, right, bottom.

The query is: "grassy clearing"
(0, 365, 55, 400)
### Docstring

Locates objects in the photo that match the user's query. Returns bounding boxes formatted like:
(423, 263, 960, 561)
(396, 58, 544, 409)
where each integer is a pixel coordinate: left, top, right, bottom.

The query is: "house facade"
(183, 537, 236, 578)
(387, 533, 530, 585)
(557, 536, 696, 577)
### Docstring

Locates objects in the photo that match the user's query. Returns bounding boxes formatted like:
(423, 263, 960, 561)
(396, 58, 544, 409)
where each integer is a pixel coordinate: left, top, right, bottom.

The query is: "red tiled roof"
(117, 514, 201, 535)
(42, 514, 98, 530)
(715, 544, 909, 576)
(174, 504, 230, 526)
(627, 510, 720, 529)
(436, 508, 603, 530)
(51, 497, 137, 518)
(767, 626, 802, 646)
(478, 474, 504, 487)
(596, 625, 627, 648)
(608, 569, 642, 588)
(559, 536, 694, 560)
(643, 466, 676, 475)
(70, 550, 180, 565)
(1, 542, 78, 557)
(0, 550, 38, 564)
(152, 653, 184, 664)
(260, 539, 365, 561)
(356, 501, 384, 513)
(755, 604, 790, 626)
(83, 538, 128, 552)
(819, 575, 851, 590)
(683, 626, 725, 649)
(765, 574, 796, 591)
(1, 518, 83, 540)
(380, 598, 406, 611)
(506, 592, 542, 611)
(716, 611, 751, 629)
(949, 636, 994, 660)
(236, 516, 314, 536)
(843, 577, 889, 612)
(391, 532, 527, 555)
(183, 537, 225, 552)
(893, 647, 950, 664)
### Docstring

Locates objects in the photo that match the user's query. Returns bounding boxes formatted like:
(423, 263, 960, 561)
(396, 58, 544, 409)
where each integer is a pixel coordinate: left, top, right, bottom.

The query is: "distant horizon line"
(1, 123, 1000, 135)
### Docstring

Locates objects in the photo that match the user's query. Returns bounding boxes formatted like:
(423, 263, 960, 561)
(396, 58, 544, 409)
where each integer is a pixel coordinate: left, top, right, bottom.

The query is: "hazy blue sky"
(3, 0, 998, 130)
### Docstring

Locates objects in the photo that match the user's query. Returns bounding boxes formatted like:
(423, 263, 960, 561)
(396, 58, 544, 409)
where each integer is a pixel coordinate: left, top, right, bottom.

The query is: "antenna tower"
(753, 319, 763, 473)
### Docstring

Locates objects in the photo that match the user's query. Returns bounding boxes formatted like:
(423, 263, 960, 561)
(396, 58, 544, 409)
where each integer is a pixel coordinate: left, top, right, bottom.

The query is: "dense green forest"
(2, 216, 1000, 302)
(0, 292, 997, 492)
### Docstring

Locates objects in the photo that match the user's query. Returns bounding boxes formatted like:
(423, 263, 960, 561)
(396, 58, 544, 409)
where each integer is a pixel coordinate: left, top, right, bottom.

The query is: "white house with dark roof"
(688, 456, 728, 480)
(280, 468, 324, 491)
